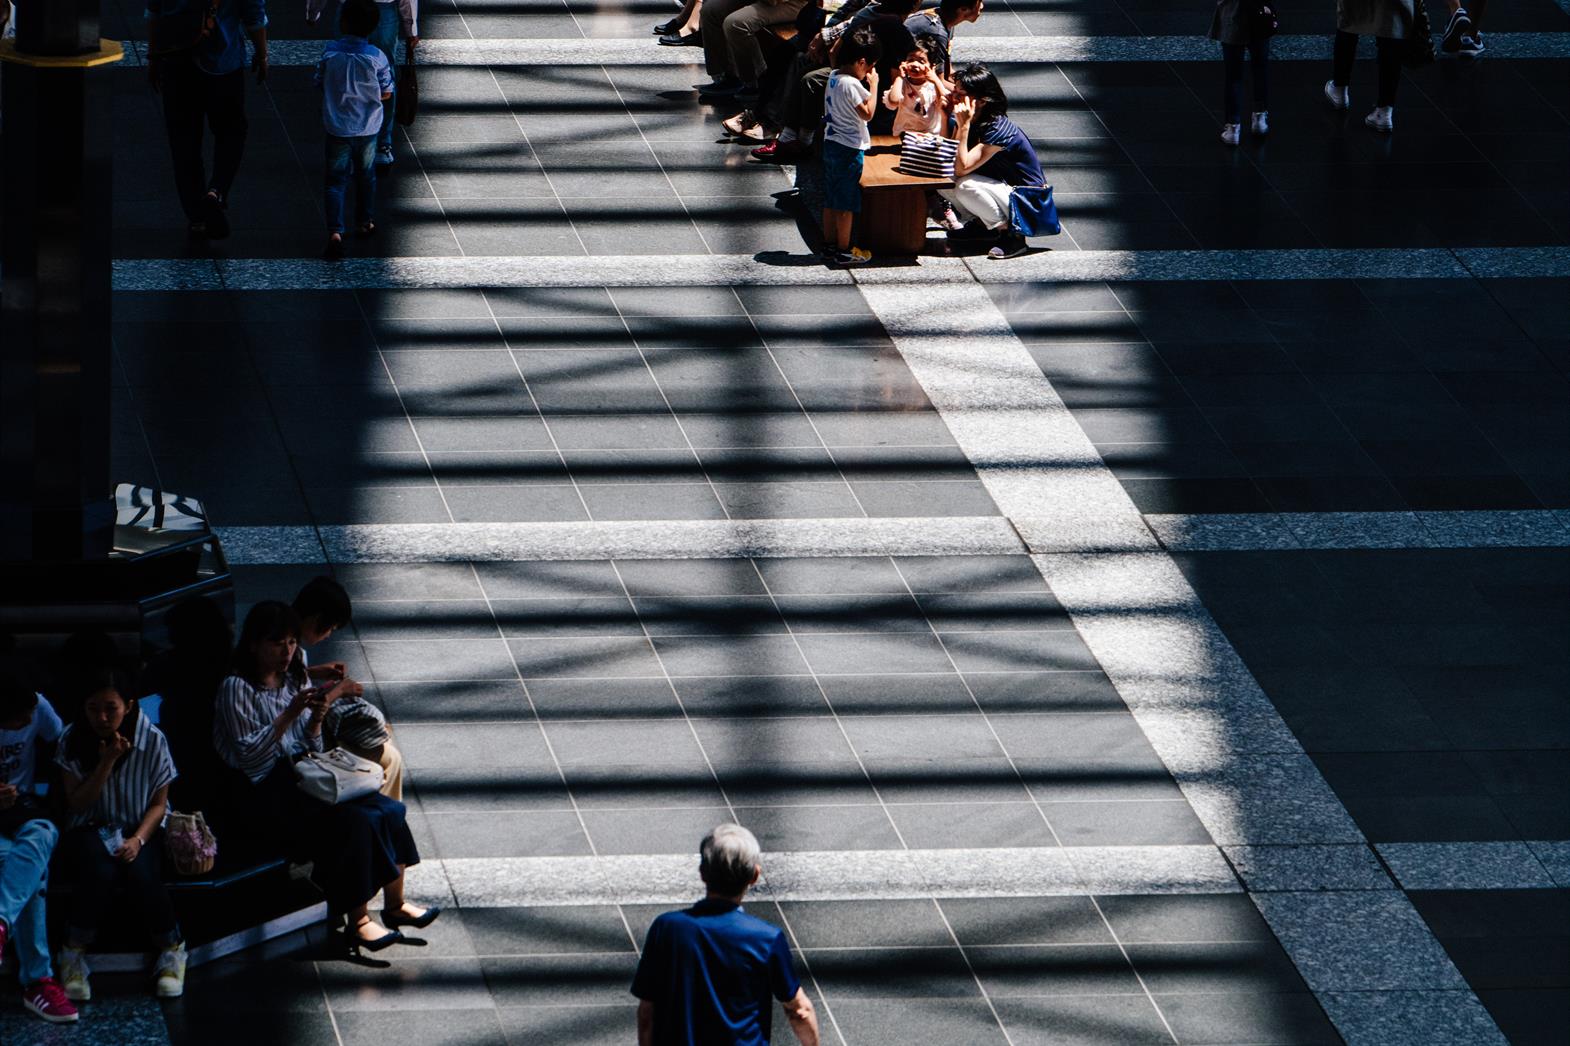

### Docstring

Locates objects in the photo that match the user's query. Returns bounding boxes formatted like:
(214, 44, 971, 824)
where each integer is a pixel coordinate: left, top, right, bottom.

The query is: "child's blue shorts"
(821, 140, 864, 213)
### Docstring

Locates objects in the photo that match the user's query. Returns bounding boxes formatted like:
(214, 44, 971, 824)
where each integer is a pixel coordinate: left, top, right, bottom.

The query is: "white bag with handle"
(294, 747, 384, 804)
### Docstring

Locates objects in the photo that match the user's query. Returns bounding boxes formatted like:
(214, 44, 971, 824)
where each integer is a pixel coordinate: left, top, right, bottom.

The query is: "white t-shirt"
(824, 70, 873, 150)
(0, 698, 64, 792)
(887, 78, 944, 136)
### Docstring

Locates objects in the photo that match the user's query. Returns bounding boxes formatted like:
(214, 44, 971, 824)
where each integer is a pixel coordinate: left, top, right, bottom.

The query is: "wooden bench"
(858, 133, 954, 255)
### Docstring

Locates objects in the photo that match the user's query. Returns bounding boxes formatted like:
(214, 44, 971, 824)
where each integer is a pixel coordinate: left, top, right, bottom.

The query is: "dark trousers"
(159, 57, 248, 221)
(1333, 30, 1401, 107)
(58, 826, 180, 947)
(1221, 38, 1270, 123)
(325, 134, 378, 234)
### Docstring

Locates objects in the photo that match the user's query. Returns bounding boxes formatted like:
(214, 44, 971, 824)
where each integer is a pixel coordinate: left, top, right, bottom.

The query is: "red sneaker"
(23, 978, 79, 1024)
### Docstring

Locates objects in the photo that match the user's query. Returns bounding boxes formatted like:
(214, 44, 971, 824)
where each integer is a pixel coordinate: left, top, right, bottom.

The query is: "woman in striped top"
(213, 602, 432, 953)
(53, 670, 185, 1001)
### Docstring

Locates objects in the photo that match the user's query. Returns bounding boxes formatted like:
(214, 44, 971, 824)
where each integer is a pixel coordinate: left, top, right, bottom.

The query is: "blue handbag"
(1009, 185, 1061, 237)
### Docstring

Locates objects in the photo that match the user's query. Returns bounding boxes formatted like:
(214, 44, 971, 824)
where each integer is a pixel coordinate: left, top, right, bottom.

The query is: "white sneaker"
(1323, 80, 1349, 110)
(1364, 106, 1394, 132)
(57, 948, 90, 1002)
(154, 942, 187, 998)
(1220, 123, 1241, 146)
(1251, 111, 1269, 135)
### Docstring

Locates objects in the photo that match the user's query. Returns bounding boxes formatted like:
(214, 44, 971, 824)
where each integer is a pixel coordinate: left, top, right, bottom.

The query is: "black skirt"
(255, 760, 420, 914)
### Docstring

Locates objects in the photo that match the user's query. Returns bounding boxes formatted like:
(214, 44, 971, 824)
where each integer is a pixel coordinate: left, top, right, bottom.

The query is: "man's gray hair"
(699, 823, 761, 895)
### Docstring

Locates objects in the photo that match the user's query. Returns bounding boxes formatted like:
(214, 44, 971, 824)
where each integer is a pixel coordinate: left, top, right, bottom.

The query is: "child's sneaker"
(935, 201, 967, 231)
(58, 947, 91, 1002)
(1323, 80, 1350, 110)
(1364, 106, 1394, 133)
(155, 942, 188, 998)
(1251, 111, 1269, 135)
(1220, 123, 1240, 145)
(840, 247, 872, 266)
(22, 978, 79, 1023)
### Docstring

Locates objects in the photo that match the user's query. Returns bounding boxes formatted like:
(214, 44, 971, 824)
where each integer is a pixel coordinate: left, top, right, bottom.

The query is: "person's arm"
(60, 735, 131, 814)
(950, 101, 1001, 175)
(636, 1000, 655, 1046)
(116, 783, 170, 864)
(215, 678, 314, 780)
(782, 988, 819, 1046)
(248, 24, 269, 82)
(854, 73, 879, 122)
(882, 74, 905, 110)
(399, 0, 418, 44)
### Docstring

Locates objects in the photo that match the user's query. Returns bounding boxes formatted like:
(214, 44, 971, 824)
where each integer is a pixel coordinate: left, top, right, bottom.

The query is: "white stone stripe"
(1146, 510, 1570, 551)
(113, 33, 1570, 66)
(855, 281, 1508, 1043)
(214, 517, 1024, 564)
(402, 845, 1239, 908)
(214, 511, 1570, 565)
(112, 248, 1570, 292)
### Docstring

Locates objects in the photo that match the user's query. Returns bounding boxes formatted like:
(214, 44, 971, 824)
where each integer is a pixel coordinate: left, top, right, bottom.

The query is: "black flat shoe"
(653, 18, 677, 34)
(659, 30, 701, 46)
(383, 905, 441, 930)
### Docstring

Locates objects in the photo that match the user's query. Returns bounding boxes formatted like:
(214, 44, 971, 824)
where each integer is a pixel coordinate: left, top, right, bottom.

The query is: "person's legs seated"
(0, 820, 75, 1022)
(700, 0, 751, 87)
(723, 0, 806, 99)
(118, 831, 185, 998)
(56, 825, 118, 1002)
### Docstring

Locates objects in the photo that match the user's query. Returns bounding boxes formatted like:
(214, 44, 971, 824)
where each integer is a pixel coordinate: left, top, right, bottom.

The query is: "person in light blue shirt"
(632, 824, 819, 1046)
(315, 0, 394, 260)
(146, 0, 269, 239)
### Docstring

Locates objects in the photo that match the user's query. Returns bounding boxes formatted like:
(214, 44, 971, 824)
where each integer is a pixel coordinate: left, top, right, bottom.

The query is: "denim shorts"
(821, 140, 864, 213)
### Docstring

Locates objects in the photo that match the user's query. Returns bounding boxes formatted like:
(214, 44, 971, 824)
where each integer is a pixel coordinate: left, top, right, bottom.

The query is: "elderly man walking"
(632, 824, 819, 1046)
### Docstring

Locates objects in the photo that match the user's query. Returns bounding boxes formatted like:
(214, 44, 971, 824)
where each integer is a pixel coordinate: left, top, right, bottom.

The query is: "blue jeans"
(0, 819, 60, 985)
(368, 1, 401, 157)
(325, 134, 377, 234)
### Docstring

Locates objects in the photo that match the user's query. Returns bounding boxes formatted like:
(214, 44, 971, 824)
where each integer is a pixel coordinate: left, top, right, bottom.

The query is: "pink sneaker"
(23, 978, 79, 1023)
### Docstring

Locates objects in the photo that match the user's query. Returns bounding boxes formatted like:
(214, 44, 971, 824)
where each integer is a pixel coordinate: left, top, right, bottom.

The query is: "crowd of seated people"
(0, 576, 433, 1025)
(679, 0, 1046, 262)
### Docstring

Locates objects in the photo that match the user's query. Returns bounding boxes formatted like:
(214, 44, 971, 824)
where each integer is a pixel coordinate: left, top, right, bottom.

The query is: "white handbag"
(294, 748, 384, 804)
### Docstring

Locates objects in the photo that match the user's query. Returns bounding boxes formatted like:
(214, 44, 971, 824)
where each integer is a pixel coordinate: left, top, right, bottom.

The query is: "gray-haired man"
(632, 824, 819, 1045)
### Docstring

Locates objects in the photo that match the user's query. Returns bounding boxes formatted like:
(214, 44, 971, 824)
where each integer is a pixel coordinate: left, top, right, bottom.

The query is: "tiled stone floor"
(3, 0, 1568, 1041)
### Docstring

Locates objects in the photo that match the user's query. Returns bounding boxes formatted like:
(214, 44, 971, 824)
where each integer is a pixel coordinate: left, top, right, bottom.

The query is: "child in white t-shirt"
(883, 37, 949, 136)
(820, 27, 883, 267)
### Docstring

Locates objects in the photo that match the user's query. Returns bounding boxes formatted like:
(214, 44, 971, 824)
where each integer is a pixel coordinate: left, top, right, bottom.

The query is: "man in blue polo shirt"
(632, 824, 819, 1046)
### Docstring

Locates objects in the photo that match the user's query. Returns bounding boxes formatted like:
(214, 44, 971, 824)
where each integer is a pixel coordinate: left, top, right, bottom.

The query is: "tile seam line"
(847, 262, 1508, 1041)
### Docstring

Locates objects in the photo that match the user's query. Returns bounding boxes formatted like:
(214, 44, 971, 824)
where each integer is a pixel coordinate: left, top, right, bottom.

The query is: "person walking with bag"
(309, 0, 417, 166)
(146, 0, 270, 239)
(1324, 0, 1412, 132)
(1211, 0, 1274, 145)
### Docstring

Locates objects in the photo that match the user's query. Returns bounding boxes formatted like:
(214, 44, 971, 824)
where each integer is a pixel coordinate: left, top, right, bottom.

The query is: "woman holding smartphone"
(214, 602, 436, 954)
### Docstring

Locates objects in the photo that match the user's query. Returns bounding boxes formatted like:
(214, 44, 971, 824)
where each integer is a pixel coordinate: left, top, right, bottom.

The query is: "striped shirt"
(55, 714, 177, 831)
(213, 674, 324, 784)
